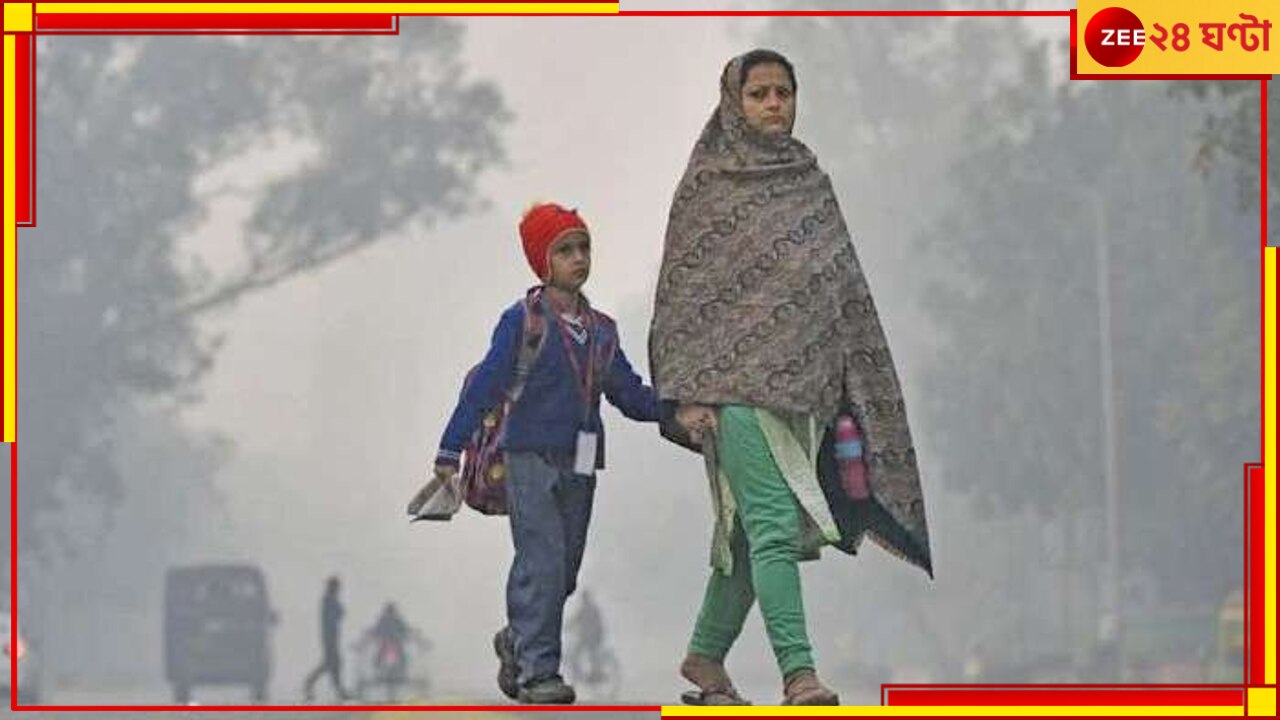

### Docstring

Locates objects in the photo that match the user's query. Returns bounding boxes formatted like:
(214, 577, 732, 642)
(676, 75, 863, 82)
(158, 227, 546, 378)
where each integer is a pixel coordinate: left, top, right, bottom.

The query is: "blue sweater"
(436, 296, 658, 470)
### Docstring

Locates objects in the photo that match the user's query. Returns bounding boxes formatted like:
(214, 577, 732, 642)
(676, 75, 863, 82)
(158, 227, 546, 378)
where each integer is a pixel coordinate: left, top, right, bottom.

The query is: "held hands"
(676, 404, 718, 444)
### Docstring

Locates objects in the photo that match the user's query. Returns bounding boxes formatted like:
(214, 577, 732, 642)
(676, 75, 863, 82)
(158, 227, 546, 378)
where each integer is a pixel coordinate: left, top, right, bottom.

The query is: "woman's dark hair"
(738, 49, 797, 93)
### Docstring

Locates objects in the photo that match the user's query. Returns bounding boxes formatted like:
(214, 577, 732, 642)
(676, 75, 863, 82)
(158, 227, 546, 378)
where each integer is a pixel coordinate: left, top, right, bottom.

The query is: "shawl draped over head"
(649, 51, 932, 576)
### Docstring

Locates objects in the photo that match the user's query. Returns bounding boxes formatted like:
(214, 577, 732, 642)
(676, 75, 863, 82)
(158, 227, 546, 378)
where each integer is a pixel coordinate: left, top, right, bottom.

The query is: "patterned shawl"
(649, 52, 932, 576)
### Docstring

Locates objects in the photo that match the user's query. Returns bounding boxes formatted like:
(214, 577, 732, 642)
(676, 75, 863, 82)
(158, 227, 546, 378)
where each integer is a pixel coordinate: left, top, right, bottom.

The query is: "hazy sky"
(176, 13, 1080, 702)
(165, 10, 1097, 703)
(180, 15, 787, 702)
(26, 5, 1251, 706)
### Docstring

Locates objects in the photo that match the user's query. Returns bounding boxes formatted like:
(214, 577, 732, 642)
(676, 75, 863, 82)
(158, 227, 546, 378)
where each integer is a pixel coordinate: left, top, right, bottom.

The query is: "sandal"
(681, 687, 751, 706)
(679, 653, 751, 706)
(782, 668, 839, 706)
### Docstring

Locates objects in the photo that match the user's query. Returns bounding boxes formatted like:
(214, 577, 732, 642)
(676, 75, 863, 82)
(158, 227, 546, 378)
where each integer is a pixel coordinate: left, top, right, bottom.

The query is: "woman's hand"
(676, 404, 718, 443)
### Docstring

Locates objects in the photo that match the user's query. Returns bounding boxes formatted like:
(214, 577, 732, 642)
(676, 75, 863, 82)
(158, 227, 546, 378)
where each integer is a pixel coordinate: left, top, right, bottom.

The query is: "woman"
(650, 49, 933, 706)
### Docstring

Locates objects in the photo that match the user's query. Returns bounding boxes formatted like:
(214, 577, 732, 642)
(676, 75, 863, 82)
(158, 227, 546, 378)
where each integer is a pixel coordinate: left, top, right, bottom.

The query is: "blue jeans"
(504, 451, 595, 684)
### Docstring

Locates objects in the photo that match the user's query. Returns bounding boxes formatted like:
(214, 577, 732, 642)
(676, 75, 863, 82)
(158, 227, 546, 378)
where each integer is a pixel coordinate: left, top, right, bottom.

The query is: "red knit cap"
(519, 202, 588, 281)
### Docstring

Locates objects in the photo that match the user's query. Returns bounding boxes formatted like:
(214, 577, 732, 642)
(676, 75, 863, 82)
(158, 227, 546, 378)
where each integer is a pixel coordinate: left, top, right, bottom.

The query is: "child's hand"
(406, 465, 459, 516)
(676, 404, 717, 443)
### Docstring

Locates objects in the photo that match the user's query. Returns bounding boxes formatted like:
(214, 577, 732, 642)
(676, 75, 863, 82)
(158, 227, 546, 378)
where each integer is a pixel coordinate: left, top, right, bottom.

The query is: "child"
(430, 202, 658, 704)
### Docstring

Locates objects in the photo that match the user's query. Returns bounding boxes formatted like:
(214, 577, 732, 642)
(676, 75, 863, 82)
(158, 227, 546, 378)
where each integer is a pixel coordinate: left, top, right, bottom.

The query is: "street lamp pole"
(1092, 195, 1123, 678)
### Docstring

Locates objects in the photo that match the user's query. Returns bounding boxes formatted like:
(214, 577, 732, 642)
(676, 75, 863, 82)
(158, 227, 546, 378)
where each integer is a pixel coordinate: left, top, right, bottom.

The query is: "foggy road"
(4, 710, 657, 720)
(6, 685, 662, 718)
(5, 698, 660, 719)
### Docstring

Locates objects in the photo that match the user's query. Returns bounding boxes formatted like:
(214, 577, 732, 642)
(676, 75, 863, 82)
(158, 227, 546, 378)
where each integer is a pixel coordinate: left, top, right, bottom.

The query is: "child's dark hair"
(739, 49, 797, 93)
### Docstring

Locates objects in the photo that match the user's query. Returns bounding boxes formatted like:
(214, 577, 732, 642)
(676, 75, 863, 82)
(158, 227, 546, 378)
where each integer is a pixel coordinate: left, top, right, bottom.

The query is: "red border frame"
(34, 13, 400, 33)
(7, 443, 14, 708)
(4, 4, 1270, 713)
(1249, 465, 1265, 686)
(14, 33, 30, 225)
(881, 686, 1246, 706)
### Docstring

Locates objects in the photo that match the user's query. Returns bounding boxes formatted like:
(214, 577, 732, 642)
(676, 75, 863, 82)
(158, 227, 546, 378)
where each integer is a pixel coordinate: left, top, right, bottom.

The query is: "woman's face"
(740, 62, 795, 136)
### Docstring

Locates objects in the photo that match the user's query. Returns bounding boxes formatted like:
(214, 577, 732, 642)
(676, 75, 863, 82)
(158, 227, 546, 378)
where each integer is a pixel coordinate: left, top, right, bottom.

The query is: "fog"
(10, 5, 1261, 709)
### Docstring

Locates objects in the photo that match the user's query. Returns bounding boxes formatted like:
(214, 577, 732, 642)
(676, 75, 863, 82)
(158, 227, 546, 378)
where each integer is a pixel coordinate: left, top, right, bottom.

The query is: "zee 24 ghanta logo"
(1084, 6, 1272, 68)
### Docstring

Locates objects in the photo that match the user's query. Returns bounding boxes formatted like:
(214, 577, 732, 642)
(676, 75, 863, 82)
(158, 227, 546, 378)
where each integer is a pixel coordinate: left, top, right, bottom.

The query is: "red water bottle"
(834, 415, 869, 500)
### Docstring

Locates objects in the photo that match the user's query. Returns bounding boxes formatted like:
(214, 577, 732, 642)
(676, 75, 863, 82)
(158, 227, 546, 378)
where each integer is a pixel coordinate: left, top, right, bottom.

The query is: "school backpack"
(459, 288, 547, 515)
(459, 287, 617, 515)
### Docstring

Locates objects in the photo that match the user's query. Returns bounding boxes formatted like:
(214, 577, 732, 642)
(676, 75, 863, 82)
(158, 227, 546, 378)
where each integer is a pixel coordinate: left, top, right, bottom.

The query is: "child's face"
(547, 231, 591, 291)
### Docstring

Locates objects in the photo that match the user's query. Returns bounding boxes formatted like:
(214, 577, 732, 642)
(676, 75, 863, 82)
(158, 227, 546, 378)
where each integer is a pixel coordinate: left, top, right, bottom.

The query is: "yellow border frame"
(1, 3, 1272, 716)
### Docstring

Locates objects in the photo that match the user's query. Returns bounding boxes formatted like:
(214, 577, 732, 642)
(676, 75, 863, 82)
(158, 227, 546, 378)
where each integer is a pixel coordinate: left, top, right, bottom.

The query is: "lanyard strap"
(554, 310, 595, 423)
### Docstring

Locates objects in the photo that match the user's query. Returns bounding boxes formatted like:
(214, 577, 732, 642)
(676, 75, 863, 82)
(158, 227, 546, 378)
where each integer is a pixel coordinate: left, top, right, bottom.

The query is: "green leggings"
(687, 405, 815, 678)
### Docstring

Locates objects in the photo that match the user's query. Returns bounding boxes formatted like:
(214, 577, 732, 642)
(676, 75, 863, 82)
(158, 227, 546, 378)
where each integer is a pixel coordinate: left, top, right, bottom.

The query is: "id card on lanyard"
(555, 309, 598, 477)
(573, 431, 598, 477)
